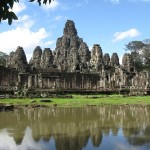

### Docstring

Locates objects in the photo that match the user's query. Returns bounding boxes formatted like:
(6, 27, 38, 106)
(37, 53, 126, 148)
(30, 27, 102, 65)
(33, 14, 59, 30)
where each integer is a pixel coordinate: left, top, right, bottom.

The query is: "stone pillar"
(114, 73, 116, 87)
(108, 74, 111, 88)
(121, 72, 124, 87)
(34, 74, 38, 88)
(64, 78, 66, 89)
(82, 75, 84, 89)
(28, 76, 32, 89)
(56, 79, 60, 89)
(104, 77, 106, 90)
(38, 74, 43, 88)
(147, 72, 149, 79)
(18, 74, 21, 83)
(47, 78, 50, 88)
(90, 80, 92, 90)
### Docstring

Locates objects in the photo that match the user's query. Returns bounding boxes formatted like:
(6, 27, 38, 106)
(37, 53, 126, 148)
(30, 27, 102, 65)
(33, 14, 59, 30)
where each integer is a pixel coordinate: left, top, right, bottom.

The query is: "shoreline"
(1, 103, 150, 112)
(0, 94, 150, 111)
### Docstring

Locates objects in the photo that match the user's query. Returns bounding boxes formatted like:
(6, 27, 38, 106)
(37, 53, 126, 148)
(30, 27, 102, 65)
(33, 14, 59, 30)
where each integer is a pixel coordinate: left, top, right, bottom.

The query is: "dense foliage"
(125, 39, 150, 71)
(0, 0, 53, 25)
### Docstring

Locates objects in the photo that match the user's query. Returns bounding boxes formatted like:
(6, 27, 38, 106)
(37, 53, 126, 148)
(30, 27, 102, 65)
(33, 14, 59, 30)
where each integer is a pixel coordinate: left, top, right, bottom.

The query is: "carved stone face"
(63, 20, 77, 36)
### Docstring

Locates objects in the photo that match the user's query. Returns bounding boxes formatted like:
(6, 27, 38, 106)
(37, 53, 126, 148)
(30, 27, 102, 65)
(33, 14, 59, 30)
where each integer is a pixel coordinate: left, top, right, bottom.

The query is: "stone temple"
(0, 20, 150, 95)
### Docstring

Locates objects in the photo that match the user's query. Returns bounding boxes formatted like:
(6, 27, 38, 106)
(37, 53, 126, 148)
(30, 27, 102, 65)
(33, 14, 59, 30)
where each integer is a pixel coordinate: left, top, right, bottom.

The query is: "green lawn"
(0, 94, 150, 107)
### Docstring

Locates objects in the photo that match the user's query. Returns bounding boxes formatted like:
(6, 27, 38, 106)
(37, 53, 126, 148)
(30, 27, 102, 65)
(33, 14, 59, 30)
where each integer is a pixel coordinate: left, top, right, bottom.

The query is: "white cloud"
(0, 27, 47, 52)
(42, 0, 60, 10)
(0, 129, 17, 150)
(12, 2, 26, 14)
(113, 28, 140, 42)
(0, 127, 46, 150)
(89, 46, 93, 51)
(16, 15, 34, 28)
(0, 16, 54, 61)
(119, 54, 123, 64)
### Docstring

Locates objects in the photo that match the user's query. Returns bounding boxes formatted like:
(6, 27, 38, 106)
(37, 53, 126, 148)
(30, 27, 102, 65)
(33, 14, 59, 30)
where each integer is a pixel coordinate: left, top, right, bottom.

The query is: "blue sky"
(0, 0, 150, 62)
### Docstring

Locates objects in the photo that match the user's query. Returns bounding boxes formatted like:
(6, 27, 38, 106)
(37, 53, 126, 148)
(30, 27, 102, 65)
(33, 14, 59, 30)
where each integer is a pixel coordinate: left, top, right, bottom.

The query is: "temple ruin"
(0, 20, 150, 96)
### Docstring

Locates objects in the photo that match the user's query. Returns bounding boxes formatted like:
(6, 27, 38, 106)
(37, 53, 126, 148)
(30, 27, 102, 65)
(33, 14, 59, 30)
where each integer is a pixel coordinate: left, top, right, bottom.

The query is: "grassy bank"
(0, 94, 150, 107)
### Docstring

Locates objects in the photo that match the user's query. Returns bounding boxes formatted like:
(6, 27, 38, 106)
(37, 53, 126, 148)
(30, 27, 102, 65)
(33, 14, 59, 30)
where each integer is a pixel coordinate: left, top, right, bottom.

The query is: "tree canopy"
(0, 0, 53, 25)
(125, 41, 145, 53)
(125, 40, 150, 71)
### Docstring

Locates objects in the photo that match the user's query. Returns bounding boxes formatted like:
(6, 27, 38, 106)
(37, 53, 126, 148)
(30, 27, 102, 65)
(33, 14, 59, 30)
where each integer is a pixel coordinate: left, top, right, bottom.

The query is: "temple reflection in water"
(0, 106, 150, 150)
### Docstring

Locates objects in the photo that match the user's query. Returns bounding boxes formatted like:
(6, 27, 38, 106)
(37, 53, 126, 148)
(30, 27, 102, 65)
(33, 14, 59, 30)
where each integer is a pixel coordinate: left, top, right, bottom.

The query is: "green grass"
(0, 94, 150, 107)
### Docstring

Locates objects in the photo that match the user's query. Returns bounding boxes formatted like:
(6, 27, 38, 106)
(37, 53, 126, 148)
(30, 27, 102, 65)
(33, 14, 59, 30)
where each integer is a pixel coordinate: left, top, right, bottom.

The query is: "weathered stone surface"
(54, 20, 90, 72)
(90, 44, 103, 72)
(6, 46, 28, 72)
(103, 53, 110, 66)
(63, 20, 77, 36)
(130, 71, 150, 95)
(40, 48, 54, 68)
(29, 46, 42, 68)
(110, 53, 120, 66)
(6, 51, 15, 67)
(3, 20, 150, 96)
(122, 53, 134, 72)
(78, 42, 91, 72)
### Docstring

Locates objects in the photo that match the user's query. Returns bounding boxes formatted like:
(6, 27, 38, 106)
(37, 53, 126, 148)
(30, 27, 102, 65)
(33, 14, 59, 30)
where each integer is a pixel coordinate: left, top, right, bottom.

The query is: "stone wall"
(0, 66, 18, 91)
(19, 71, 100, 92)
(59, 72, 100, 90)
(130, 71, 150, 95)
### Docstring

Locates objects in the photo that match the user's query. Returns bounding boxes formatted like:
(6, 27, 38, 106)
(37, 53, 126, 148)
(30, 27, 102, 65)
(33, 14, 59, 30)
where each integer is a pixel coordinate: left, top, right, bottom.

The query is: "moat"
(0, 106, 150, 150)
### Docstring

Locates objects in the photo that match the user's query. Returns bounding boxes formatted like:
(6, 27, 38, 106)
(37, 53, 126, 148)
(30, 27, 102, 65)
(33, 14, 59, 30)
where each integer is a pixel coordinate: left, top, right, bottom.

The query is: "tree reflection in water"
(0, 106, 150, 150)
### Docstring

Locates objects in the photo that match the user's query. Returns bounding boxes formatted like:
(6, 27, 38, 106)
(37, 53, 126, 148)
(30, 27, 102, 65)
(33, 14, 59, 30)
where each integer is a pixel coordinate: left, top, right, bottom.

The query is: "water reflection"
(0, 106, 150, 150)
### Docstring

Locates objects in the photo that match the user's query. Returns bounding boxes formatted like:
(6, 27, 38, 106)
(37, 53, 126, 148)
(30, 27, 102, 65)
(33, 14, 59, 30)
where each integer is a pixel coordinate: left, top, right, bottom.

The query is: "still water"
(0, 106, 150, 150)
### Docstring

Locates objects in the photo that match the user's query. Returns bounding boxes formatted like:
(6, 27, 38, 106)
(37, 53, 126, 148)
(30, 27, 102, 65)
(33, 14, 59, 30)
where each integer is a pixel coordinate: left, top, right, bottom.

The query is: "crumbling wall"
(59, 73, 100, 90)
(130, 71, 150, 95)
(0, 66, 18, 91)
(2, 20, 150, 95)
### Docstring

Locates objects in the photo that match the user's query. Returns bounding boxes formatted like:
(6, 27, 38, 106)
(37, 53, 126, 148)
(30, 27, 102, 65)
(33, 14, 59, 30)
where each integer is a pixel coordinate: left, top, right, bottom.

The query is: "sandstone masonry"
(1, 20, 150, 95)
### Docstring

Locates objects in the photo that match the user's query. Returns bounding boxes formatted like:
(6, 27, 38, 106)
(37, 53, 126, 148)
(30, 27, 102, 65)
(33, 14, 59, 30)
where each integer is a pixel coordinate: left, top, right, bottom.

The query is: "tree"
(125, 41, 145, 53)
(0, 0, 54, 25)
(125, 40, 150, 71)
(142, 42, 150, 70)
(125, 41, 144, 71)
